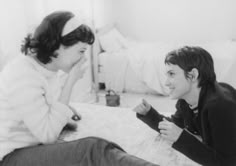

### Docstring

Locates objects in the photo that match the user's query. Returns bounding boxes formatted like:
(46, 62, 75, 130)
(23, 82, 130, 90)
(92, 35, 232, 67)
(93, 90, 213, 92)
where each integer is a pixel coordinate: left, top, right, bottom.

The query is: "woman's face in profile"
(164, 64, 192, 100)
(53, 42, 88, 72)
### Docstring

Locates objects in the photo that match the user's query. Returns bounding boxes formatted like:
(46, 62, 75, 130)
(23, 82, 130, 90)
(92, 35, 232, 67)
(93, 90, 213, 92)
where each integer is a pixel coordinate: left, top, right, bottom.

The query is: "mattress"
(98, 52, 158, 94)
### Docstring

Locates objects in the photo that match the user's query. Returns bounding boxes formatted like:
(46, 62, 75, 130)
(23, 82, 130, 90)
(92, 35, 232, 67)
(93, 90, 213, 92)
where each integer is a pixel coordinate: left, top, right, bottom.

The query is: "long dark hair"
(21, 11, 95, 64)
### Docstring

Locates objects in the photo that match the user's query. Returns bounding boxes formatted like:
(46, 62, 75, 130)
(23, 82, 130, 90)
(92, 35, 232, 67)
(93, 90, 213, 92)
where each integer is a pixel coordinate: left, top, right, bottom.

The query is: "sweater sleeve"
(136, 100, 185, 132)
(136, 107, 164, 132)
(7, 70, 73, 144)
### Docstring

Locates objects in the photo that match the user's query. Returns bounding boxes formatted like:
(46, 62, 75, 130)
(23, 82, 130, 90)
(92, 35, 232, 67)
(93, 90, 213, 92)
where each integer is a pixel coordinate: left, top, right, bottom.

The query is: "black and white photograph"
(0, 0, 236, 165)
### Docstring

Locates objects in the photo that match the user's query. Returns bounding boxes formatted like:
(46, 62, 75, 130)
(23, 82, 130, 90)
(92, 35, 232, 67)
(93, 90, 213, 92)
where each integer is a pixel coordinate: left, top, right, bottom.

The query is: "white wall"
(0, 0, 28, 69)
(0, 0, 94, 66)
(98, 0, 236, 42)
(92, 0, 114, 28)
(0, 0, 96, 102)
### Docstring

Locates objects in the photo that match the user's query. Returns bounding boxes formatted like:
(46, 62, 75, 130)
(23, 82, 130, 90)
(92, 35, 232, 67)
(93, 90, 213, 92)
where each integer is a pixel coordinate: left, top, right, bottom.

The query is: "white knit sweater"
(0, 55, 73, 160)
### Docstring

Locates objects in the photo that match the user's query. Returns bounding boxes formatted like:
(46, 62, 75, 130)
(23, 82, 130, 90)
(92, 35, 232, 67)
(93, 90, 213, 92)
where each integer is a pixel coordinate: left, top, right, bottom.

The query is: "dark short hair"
(165, 46, 216, 87)
(21, 11, 95, 64)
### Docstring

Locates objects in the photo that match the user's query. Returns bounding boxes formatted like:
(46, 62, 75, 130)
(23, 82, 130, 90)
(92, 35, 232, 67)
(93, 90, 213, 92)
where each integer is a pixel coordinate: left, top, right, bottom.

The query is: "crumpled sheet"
(61, 103, 201, 166)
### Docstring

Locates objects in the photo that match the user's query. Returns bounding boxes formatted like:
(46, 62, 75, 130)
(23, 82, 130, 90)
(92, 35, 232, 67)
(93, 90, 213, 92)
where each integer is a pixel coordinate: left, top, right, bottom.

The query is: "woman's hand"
(67, 56, 88, 85)
(133, 99, 151, 115)
(158, 118, 183, 143)
(58, 57, 88, 105)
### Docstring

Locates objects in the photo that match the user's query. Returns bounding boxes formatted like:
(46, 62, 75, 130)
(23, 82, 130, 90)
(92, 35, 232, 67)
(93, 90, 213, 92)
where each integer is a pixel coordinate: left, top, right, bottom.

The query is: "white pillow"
(99, 28, 128, 52)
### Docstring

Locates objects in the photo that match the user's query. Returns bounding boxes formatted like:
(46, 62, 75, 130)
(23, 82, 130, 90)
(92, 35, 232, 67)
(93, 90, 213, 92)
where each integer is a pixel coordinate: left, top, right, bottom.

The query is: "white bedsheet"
(126, 41, 170, 95)
(99, 51, 158, 94)
(61, 103, 200, 166)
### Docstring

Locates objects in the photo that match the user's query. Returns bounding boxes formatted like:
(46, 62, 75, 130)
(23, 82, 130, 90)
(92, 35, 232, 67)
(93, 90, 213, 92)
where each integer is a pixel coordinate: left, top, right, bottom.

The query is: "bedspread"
(60, 103, 200, 166)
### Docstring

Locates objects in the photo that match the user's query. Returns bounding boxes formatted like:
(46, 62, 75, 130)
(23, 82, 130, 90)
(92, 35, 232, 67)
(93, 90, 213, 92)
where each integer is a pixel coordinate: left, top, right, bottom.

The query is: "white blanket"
(127, 41, 171, 95)
(61, 103, 200, 166)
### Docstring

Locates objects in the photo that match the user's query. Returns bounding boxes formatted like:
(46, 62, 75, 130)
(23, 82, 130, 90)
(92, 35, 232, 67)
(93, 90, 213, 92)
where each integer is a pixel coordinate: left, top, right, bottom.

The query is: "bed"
(92, 25, 169, 95)
(92, 25, 236, 95)
(61, 102, 200, 166)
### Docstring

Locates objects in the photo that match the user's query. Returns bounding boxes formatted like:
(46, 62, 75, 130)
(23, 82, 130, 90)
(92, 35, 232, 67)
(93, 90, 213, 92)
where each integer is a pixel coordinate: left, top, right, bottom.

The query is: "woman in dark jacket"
(133, 46, 236, 166)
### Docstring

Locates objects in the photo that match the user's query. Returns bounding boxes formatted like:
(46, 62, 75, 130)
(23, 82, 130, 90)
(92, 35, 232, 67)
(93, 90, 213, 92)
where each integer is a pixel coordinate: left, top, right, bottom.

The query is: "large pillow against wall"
(98, 28, 128, 52)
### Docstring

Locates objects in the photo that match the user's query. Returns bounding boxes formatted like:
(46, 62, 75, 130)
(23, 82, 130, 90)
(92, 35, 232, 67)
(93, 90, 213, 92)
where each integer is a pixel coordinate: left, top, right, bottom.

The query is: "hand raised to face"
(67, 56, 88, 84)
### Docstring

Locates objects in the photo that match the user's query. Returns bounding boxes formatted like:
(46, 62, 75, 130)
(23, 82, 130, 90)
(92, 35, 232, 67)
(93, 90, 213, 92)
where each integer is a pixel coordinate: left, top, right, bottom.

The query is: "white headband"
(62, 16, 84, 36)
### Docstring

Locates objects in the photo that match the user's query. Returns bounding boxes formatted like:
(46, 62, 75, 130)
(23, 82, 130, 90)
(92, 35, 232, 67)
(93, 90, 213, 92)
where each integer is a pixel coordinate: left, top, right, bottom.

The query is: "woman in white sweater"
(0, 11, 159, 166)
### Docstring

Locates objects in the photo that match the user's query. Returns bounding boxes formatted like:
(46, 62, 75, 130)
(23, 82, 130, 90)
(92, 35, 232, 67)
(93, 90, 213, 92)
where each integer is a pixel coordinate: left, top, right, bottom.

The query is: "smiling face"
(165, 64, 193, 100)
(52, 42, 88, 73)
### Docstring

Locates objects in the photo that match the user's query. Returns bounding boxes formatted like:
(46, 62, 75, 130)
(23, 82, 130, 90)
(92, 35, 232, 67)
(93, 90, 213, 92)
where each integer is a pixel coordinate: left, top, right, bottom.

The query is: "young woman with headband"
(0, 11, 159, 166)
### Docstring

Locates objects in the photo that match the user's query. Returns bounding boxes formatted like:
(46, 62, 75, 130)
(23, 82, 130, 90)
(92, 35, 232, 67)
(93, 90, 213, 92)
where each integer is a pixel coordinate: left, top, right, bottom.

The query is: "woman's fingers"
(133, 99, 151, 115)
(160, 129, 168, 135)
(142, 99, 148, 106)
(159, 120, 183, 143)
(133, 103, 146, 114)
(142, 99, 151, 111)
(70, 57, 88, 79)
(71, 56, 87, 70)
(81, 64, 88, 73)
(158, 121, 170, 129)
(133, 104, 144, 113)
(77, 56, 87, 66)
